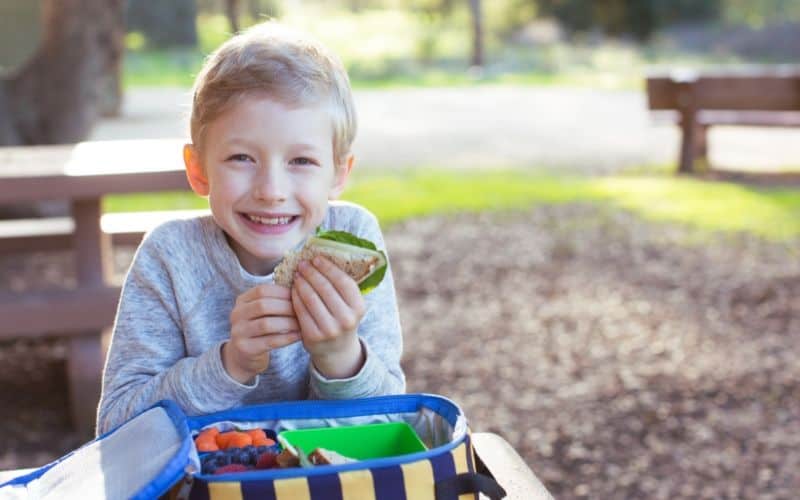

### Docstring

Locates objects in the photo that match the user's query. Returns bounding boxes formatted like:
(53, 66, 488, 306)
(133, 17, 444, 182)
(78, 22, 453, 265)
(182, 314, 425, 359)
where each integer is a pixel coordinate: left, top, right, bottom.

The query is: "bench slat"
(647, 74, 800, 112)
(0, 286, 121, 339)
(0, 209, 210, 253)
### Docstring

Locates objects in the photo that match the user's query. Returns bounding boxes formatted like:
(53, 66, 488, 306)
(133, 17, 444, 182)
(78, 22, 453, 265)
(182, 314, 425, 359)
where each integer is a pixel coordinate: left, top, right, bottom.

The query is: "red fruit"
(255, 451, 278, 470)
(214, 464, 251, 475)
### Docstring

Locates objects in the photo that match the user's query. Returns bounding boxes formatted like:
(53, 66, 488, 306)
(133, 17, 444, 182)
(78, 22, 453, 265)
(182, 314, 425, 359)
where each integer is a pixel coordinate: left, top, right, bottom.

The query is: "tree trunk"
(468, 0, 484, 67)
(0, 0, 125, 146)
(225, 0, 241, 34)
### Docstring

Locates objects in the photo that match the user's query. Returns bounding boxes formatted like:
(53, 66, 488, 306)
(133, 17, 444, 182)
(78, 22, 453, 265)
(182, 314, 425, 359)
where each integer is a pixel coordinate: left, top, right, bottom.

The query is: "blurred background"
(1, 1, 799, 498)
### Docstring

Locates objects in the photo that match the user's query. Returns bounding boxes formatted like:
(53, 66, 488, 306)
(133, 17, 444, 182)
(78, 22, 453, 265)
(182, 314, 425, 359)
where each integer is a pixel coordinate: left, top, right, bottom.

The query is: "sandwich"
(274, 229, 387, 294)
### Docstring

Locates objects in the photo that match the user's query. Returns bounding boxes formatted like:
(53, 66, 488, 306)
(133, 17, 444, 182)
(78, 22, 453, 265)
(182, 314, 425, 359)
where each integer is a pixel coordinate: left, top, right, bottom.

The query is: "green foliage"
(537, 0, 721, 40)
(721, 0, 800, 26)
(126, 2, 791, 90)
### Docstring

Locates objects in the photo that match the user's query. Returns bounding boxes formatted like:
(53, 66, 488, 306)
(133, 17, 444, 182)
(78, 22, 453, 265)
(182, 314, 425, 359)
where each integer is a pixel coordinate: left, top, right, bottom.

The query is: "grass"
(104, 169, 800, 242)
(123, 7, 756, 91)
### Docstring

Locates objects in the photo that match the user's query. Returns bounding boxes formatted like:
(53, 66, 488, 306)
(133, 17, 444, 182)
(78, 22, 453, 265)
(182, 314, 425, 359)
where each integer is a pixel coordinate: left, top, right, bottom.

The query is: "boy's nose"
(252, 165, 287, 203)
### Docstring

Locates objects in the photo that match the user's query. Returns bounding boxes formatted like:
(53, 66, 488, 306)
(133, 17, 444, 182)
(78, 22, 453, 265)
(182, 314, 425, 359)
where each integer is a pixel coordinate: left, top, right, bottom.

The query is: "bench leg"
(67, 332, 103, 436)
(679, 111, 698, 174)
(695, 124, 708, 161)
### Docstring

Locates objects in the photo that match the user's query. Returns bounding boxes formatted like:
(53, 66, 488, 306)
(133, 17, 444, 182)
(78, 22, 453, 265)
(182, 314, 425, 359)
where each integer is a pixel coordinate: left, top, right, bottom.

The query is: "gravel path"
(90, 87, 800, 173)
(1, 204, 798, 498)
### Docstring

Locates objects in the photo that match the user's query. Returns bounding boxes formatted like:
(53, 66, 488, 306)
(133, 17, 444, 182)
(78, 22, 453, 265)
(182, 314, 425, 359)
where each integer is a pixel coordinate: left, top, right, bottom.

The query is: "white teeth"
(246, 214, 292, 225)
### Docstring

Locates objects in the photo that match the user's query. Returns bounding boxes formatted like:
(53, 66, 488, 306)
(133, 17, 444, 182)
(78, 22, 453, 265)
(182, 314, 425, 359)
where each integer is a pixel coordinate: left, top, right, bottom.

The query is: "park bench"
(645, 68, 800, 174)
(0, 139, 195, 434)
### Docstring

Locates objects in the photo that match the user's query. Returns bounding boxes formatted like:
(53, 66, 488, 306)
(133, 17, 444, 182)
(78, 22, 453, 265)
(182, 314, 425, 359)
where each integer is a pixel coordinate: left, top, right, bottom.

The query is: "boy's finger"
(249, 331, 301, 353)
(248, 316, 299, 337)
(294, 274, 339, 338)
(298, 260, 351, 320)
(238, 283, 291, 303)
(230, 298, 293, 324)
(291, 285, 322, 341)
(310, 256, 364, 313)
(243, 297, 295, 319)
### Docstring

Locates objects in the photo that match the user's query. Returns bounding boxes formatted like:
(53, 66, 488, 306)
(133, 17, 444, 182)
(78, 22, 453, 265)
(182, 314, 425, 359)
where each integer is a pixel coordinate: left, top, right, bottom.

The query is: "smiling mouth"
(244, 214, 297, 225)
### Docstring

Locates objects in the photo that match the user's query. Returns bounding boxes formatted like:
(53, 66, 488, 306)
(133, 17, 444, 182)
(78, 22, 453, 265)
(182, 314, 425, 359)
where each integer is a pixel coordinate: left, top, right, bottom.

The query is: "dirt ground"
(1, 204, 798, 499)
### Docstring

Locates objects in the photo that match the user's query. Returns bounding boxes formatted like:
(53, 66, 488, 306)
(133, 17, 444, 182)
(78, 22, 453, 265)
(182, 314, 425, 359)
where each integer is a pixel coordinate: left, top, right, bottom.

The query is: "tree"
(468, 0, 484, 67)
(225, 0, 241, 34)
(0, 0, 125, 146)
(126, 0, 198, 48)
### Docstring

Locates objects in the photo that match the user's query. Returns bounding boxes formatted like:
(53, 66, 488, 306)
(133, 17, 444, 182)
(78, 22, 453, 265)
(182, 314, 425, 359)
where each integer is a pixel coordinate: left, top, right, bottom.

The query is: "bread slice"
(274, 236, 386, 290)
(307, 447, 357, 465)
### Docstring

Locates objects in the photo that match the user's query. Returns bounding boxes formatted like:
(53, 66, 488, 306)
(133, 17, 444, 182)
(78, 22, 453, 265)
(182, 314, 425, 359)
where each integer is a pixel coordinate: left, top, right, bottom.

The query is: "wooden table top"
(0, 432, 552, 499)
(0, 139, 190, 203)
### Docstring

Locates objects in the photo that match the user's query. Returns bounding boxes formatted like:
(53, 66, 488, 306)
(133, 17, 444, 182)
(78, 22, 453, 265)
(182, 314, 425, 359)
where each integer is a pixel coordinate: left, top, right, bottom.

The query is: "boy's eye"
(290, 157, 318, 167)
(226, 153, 254, 162)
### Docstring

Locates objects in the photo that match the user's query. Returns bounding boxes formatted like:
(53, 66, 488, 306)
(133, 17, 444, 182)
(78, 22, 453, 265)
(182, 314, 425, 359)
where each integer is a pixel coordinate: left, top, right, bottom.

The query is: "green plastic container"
(278, 422, 426, 461)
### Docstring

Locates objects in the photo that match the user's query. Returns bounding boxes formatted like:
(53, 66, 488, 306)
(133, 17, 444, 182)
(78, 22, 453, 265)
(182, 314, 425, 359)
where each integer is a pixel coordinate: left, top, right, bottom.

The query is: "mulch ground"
(1, 204, 798, 499)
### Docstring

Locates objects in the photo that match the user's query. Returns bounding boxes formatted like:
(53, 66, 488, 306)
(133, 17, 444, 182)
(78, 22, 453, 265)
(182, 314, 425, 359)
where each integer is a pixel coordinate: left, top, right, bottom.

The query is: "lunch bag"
(0, 394, 506, 500)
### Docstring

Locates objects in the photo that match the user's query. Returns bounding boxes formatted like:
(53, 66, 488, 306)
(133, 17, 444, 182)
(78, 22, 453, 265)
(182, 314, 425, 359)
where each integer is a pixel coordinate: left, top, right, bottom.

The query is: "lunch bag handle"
(435, 472, 507, 499)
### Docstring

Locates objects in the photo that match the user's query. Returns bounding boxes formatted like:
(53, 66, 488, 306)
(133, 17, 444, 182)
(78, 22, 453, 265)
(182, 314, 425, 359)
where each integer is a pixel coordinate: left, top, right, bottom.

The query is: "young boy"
(96, 23, 405, 435)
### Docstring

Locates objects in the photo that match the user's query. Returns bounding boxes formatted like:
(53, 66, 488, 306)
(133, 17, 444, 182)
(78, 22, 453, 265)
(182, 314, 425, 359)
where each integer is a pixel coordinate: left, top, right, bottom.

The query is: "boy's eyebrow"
(223, 137, 258, 148)
(291, 143, 323, 151)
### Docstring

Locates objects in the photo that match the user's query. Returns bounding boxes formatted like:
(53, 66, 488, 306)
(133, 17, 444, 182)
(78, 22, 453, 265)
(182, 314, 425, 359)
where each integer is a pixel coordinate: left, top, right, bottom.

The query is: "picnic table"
(646, 68, 800, 174)
(0, 138, 191, 433)
(0, 432, 552, 499)
(0, 139, 553, 499)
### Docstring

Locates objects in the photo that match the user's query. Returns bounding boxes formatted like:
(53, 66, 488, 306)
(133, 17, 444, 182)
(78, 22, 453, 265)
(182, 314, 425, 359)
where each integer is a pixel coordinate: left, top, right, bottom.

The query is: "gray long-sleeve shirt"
(97, 201, 405, 435)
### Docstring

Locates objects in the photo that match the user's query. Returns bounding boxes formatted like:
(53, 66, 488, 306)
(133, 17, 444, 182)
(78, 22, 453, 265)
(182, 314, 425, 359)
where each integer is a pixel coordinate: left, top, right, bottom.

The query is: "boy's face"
(184, 94, 352, 275)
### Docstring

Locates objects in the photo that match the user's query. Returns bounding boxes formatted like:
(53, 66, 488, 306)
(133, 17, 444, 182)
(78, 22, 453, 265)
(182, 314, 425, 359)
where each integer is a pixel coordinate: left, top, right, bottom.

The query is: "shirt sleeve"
(96, 232, 255, 436)
(309, 208, 406, 399)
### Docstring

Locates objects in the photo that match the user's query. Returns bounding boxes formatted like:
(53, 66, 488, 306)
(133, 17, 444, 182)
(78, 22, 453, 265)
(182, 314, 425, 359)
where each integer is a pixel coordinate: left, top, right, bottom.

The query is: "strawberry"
(255, 451, 278, 470)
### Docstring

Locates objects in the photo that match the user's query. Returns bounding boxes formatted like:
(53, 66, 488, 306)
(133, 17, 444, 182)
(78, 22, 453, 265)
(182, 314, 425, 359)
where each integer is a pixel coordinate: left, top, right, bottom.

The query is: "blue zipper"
(187, 393, 463, 430)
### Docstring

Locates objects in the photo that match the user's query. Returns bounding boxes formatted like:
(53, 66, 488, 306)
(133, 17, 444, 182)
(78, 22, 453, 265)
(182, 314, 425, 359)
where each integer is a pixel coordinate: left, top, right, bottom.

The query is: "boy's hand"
(291, 256, 366, 379)
(224, 284, 300, 384)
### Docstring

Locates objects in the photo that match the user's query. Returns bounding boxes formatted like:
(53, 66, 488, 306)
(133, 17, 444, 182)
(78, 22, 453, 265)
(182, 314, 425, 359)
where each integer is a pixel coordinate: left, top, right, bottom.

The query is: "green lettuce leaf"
(315, 229, 378, 251)
(314, 228, 386, 293)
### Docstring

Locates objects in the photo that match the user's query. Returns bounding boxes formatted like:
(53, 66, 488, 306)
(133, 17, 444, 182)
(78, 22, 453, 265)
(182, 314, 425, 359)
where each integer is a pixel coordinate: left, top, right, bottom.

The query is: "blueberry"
(235, 448, 251, 465)
(243, 449, 256, 464)
(214, 453, 232, 467)
(202, 463, 218, 475)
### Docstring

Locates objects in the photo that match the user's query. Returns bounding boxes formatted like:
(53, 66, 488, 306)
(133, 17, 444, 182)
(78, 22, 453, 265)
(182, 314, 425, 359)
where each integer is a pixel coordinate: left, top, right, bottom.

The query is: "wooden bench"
(0, 139, 192, 435)
(646, 69, 800, 174)
(0, 209, 209, 254)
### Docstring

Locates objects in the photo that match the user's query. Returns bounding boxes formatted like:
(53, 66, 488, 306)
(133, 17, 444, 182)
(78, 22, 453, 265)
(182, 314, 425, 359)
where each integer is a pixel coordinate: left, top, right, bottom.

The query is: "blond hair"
(190, 22, 357, 164)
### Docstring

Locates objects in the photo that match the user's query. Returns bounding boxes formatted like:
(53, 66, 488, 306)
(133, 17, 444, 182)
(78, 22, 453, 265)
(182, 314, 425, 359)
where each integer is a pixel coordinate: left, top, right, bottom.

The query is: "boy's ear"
(329, 153, 354, 200)
(183, 144, 210, 196)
